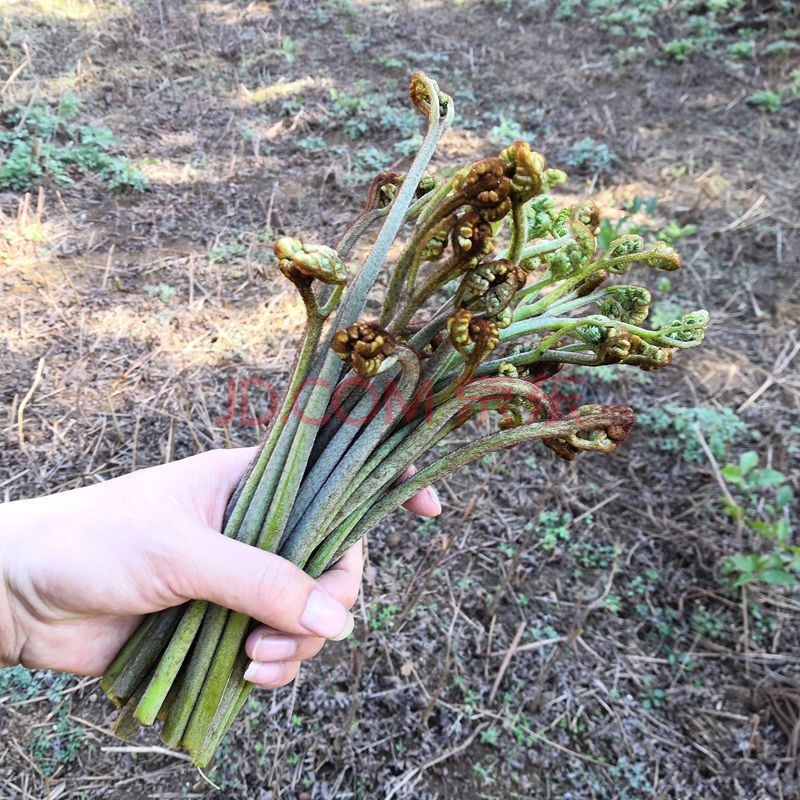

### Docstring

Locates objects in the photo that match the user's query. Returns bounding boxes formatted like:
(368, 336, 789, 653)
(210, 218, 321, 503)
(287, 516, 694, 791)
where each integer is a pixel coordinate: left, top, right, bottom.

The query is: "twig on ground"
(17, 356, 45, 452)
(737, 337, 800, 413)
(693, 423, 743, 547)
(100, 746, 193, 763)
(488, 620, 525, 703)
(384, 722, 489, 800)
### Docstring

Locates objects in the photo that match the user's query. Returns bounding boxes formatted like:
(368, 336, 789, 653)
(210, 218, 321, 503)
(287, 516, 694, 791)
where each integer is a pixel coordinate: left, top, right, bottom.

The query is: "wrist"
(0, 506, 24, 667)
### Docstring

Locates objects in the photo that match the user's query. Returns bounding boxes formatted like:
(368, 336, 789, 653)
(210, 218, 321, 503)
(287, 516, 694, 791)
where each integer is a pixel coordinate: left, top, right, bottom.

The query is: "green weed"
(727, 40, 755, 59)
(609, 755, 656, 795)
(489, 115, 532, 146)
(572, 363, 652, 385)
(296, 135, 327, 152)
(208, 242, 249, 264)
(370, 602, 400, 630)
(565, 136, 616, 173)
(0, 93, 146, 192)
(394, 132, 424, 157)
(656, 220, 696, 245)
(663, 38, 696, 62)
(29, 702, 85, 776)
(328, 85, 417, 140)
(351, 146, 392, 178)
(569, 536, 615, 568)
(596, 195, 657, 251)
(145, 283, 177, 302)
(379, 55, 404, 70)
(626, 569, 660, 598)
(648, 299, 686, 329)
(638, 405, 746, 464)
(0, 669, 86, 775)
(536, 510, 572, 551)
(764, 40, 797, 59)
(0, 666, 72, 703)
(280, 35, 297, 62)
(617, 45, 646, 66)
(747, 90, 782, 112)
(719, 452, 797, 587)
(691, 604, 724, 639)
(603, 594, 622, 613)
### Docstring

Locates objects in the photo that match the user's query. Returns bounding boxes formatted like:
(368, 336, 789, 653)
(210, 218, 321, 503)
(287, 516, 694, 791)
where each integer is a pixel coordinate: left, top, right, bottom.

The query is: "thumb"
(171, 528, 354, 641)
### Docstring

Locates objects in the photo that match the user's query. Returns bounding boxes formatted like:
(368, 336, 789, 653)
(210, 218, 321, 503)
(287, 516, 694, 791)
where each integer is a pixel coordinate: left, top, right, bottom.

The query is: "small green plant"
(691, 604, 724, 639)
(610, 755, 656, 795)
(328, 86, 417, 140)
(208, 242, 249, 264)
(296, 135, 327, 152)
(0, 665, 72, 702)
(638, 406, 746, 464)
(348, 146, 392, 182)
(639, 687, 666, 710)
(720, 451, 788, 497)
(604, 593, 622, 613)
(489, 115, 532, 146)
(764, 40, 797, 59)
(626, 568, 659, 598)
(29, 702, 85, 776)
(565, 136, 616, 173)
(727, 40, 755, 59)
(370, 602, 400, 630)
(617, 45, 646, 66)
(747, 90, 782, 112)
(648, 299, 686, 329)
(472, 757, 496, 785)
(0, 94, 146, 192)
(572, 363, 652, 385)
(29, 702, 85, 775)
(480, 727, 501, 746)
(663, 38, 696, 62)
(537, 510, 571, 551)
(570, 535, 614, 568)
(0, 672, 88, 777)
(280, 35, 297, 62)
(657, 220, 696, 245)
(747, 604, 777, 646)
(596, 195, 657, 251)
(394, 132, 423, 157)
(720, 452, 797, 586)
(145, 283, 177, 302)
(555, 0, 581, 20)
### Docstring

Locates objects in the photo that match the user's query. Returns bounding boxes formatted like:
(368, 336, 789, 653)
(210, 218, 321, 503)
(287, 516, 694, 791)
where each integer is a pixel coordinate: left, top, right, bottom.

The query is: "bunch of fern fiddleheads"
(101, 73, 709, 766)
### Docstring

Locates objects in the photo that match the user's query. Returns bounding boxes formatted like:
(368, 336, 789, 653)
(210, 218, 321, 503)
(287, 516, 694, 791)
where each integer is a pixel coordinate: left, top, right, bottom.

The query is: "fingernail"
(423, 486, 442, 515)
(253, 635, 298, 662)
(300, 589, 353, 639)
(244, 661, 285, 685)
(331, 610, 354, 641)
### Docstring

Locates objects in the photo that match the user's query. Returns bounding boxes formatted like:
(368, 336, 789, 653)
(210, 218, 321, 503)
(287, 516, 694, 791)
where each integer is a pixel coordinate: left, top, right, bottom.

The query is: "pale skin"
(0, 448, 440, 689)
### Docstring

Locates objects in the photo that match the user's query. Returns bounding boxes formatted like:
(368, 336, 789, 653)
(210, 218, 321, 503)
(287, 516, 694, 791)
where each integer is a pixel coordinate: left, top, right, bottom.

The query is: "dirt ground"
(1, 0, 799, 798)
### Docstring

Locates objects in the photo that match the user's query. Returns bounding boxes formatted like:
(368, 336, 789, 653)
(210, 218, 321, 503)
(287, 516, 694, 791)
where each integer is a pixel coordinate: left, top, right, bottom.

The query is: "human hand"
(0, 449, 440, 688)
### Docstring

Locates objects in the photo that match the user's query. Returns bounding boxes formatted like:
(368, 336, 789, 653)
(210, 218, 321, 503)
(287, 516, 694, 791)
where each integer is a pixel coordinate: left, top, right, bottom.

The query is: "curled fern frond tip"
(409, 71, 451, 120)
(275, 237, 347, 286)
(331, 321, 397, 377)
